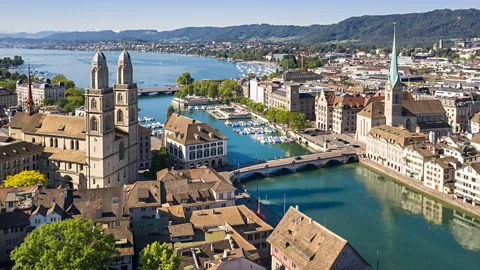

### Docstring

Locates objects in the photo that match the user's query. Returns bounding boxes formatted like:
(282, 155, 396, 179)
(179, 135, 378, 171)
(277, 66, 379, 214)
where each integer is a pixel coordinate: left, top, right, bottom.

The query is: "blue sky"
(3, 0, 479, 32)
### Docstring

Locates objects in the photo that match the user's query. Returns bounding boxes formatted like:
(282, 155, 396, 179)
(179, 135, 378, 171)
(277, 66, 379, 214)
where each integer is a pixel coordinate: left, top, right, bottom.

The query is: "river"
(2, 48, 479, 269)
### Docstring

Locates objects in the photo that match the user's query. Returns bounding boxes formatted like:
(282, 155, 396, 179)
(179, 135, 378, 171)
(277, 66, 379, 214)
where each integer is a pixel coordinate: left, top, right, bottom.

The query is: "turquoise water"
(242, 164, 480, 270)
(4, 48, 479, 269)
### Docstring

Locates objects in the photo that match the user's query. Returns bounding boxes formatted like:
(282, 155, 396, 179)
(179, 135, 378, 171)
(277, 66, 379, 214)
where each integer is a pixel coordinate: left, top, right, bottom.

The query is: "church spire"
(26, 63, 34, 116)
(389, 22, 399, 86)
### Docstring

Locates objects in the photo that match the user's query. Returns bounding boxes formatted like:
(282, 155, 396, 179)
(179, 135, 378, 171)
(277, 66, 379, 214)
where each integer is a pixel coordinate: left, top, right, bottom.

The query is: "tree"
(41, 98, 54, 107)
(289, 112, 307, 130)
(0, 80, 16, 90)
(149, 147, 172, 178)
(166, 105, 175, 120)
(2, 170, 47, 188)
(207, 82, 219, 98)
(218, 79, 241, 102)
(50, 74, 75, 89)
(138, 242, 180, 270)
(11, 218, 118, 270)
(268, 72, 276, 80)
(176, 72, 194, 86)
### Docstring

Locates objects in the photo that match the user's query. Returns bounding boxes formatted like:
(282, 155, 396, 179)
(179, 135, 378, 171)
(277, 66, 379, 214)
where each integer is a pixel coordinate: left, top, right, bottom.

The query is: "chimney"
(295, 205, 299, 211)
(14, 186, 18, 195)
(309, 218, 312, 224)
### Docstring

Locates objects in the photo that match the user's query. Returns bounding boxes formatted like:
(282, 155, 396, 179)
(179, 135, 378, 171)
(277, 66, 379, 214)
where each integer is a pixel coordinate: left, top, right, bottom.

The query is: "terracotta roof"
(157, 205, 186, 224)
(402, 100, 446, 115)
(0, 141, 43, 162)
(126, 180, 161, 208)
(368, 125, 427, 147)
(333, 96, 368, 109)
(42, 147, 86, 164)
(9, 112, 47, 133)
(169, 223, 195, 238)
(428, 156, 460, 169)
(105, 227, 135, 257)
(9, 112, 87, 138)
(0, 185, 37, 212)
(164, 114, 227, 145)
(471, 113, 480, 124)
(471, 133, 480, 144)
(138, 124, 150, 134)
(405, 143, 436, 158)
(267, 207, 370, 270)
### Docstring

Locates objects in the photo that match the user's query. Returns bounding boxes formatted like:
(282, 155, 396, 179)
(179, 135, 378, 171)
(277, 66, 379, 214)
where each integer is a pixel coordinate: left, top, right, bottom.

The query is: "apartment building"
(403, 143, 436, 181)
(424, 157, 459, 193)
(454, 163, 480, 207)
(16, 80, 65, 107)
(0, 141, 44, 184)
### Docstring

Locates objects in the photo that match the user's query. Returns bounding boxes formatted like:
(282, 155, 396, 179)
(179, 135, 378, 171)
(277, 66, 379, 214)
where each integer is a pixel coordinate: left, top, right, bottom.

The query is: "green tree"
(2, 170, 47, 188)
(289, 112, 307, 130)
(138, 242, 180, 270)
(166, 105, 175, 120)
(1, 69, 11, 79)
(11, 218, 118, 270)
(149, 147, 172, 178)
(268, 72, 276, 80)
(0, 80, 16, 90)
(55, 97, 68, 108)
(176, 72, 194, 86)
(266, 108, 278, 122)
(218, 79, 241, 102)
(41, 98, 54, 107)
(50, 74, 75, 89)
(207, 82, 219, 98)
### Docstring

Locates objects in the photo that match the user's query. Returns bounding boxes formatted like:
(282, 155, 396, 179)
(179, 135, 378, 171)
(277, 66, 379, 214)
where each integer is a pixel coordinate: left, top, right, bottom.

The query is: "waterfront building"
(454, 162, 480, 207)
(248, 79, 266, 104)
(314, 89, 336, 131)
(267, 206, 371, 270)
(8, 48, 149, 189)
(0, 141, 43, 184)
(162, 114, 228, 169)
(367, 125, 428, 173)
(355, 28, 450, 143)
(402, 143, 436, 181)
(189, 205, 273, 258)
(424, 156, 459, 193)
(16, 79, 65, 108)
(264, 83, 315, 120)
(332, 96, 368, 134)
(157, 166, 236, 213)
(471, 112, 480, 134)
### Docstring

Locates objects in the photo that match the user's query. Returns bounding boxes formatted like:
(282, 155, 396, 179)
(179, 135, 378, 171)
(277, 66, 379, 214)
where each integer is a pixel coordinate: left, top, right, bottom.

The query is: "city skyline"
(2, 0, 480, 33)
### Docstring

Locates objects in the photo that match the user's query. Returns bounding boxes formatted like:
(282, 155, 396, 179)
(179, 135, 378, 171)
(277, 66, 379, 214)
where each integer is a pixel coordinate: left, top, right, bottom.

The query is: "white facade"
(16, 81, 65, 107)
(367, 135, 404, 173)
(249, 79, 264, 104)
(424, 159, 457, 193)
(455, 164, 480, 206)
(29, 210, 62, 229)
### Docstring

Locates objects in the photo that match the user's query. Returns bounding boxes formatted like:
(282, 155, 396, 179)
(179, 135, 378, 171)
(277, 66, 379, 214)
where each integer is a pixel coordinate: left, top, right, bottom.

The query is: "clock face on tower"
(386, 83, 392, 92)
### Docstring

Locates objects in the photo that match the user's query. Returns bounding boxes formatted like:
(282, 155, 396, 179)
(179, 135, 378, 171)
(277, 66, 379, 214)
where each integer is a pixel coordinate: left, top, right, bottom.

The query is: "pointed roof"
(389, 23, 399, 86)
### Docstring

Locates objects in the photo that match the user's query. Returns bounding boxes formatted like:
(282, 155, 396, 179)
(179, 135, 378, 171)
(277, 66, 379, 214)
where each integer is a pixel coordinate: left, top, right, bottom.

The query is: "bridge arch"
(323, 159, 343, 167)
(240, 172, 267, 181)
(346, 156, 358, 163)
(295, 163, 318, 172)
(270, 167, 294, 176)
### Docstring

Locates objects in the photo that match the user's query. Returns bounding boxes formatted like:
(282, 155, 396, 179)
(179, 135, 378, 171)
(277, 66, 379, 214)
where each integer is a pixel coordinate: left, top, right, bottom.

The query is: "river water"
(2, 48, 479, 269)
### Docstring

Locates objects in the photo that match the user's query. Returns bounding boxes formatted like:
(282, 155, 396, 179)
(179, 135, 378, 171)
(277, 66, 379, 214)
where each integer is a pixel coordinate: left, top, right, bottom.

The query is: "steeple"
(90, 44, 109, 89)
(117, 46, 133, 85)
(26, 63, 34, 116)
(389, 22, 399, 86)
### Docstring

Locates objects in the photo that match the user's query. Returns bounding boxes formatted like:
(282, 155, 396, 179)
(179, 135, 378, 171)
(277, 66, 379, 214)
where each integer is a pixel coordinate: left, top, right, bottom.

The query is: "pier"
(138, 87, 182, 96)
(226, 151, 359, 182)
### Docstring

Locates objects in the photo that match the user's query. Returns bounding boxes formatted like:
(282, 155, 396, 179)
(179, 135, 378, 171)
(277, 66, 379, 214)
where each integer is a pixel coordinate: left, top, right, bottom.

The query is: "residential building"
(315, 89, 336, 131)
(471, 112, 480, 134)
(157, 166, 236, 213)
(126, 180, 161, 222)
(0, 211, 30, 266)
(403, 143, 436, 181)
(138, 125, 151, 170)
(189, 205, 274, 258)
(424, 156, 459, 193)
(332, 96, 368, 134)
(454, 162, 480, 207)
(0, 141, 43, 184)
(105, 227, 134, 270)
(9, 48, 150, 189)
(16, 79, 65, 108)
(249, 79, 265, 104)
(367, 125, 428, 173)
(282, 71, 322, 83)
(267, 206, 371, 270)
(0, 87, 17, 108)
(162, 114, 228, 169)
(438, 95, 480, 133)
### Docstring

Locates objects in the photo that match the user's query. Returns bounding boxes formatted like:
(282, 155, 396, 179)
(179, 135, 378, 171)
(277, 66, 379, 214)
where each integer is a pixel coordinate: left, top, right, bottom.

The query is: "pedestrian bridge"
(227, 151, 359, 182)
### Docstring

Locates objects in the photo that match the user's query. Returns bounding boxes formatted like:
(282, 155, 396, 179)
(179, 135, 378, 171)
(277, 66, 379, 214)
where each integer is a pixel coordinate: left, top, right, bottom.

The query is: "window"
(119, 142, 125, 160)
(117, 93, 123, 103)
(91, 98, 97, 109)
(342, 250, 348, 257)
(90, 117, 99, 132)
(117, 109, 124, 123)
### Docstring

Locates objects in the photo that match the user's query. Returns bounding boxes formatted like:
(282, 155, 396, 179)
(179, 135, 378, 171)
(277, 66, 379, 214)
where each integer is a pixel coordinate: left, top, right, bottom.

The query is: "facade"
(402, 143, 436, 181)
(163, 114, 228, 169)
(440, 96, 480, 133)
(332, 96, 367, 134)
(424, 157, 459, 193)
(265, 84, 316, 120)
(126, 180, 162, 222)
(454, 163, 480, 207)
(367, 125, 428, 173)
(0, 87, 17, 108)
(0, 141, 43, 184)
(0, 211, 30, 266)
(471, 112, 480, 134)
(282, 71, 323, 83)
(355, 30, 450, 143)
(315, 89, 336, 130)
(267, 207, 370, 270)
(249, 79, 265, 104)
(9, 49, 149, 189)
(138, 125, 151, 170)
(157, 167, 236, 213)
(16, 80, 65, 107)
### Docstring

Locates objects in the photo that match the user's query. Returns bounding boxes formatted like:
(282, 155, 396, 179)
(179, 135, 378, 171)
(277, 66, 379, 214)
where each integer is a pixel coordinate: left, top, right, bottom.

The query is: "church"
(9, 48, 150, 189)
(355, 28, 450, 143)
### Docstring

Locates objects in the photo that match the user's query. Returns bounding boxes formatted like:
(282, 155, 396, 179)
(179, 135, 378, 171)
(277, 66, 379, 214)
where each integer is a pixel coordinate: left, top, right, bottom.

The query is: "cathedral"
(355, 27, 451, 143)
(9, 48, 150, 189)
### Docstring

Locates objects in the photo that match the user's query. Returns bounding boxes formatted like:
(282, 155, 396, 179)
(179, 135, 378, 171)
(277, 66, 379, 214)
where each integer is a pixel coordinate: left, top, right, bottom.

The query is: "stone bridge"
(227, 151, 359, 182)
(138, 87, 182, 96)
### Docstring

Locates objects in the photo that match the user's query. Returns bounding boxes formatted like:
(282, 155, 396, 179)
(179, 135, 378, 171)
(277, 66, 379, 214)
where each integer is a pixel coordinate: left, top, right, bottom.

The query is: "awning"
(455, 193, 464, 198)
(474, 199, 480, 205)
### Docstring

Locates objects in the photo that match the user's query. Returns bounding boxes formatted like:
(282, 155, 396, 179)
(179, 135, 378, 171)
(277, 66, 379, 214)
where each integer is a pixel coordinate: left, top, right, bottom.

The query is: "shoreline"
(359, 158, 480, 220)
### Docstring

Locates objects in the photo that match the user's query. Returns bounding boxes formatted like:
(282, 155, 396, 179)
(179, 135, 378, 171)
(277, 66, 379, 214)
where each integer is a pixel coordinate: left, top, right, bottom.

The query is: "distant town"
(1, 20, 480, 270)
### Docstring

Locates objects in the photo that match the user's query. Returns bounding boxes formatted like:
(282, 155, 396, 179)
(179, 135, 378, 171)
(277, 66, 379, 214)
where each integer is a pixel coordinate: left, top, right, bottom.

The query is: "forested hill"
(12, 9, 480, 46)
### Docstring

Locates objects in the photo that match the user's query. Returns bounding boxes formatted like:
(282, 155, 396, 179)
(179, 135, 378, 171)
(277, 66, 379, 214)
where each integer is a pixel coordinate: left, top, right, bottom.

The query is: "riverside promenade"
(360, 158, 480, 219)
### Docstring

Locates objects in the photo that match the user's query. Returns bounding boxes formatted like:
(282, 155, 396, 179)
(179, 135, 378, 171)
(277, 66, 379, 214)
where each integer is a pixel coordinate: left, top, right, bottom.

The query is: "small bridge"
(227, 151, 359, 182)
(138, 87, 182, 96)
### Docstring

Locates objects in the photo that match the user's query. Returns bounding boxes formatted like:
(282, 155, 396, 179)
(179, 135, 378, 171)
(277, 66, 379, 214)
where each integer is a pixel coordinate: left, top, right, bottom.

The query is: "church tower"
(385, 23, 403, 127)
(85, 48, 116, 189)
(114, 48, 139, 181)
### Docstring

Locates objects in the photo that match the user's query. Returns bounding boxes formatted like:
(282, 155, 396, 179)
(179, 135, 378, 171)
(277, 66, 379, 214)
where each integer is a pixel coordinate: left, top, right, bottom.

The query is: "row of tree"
(174, 72, 242, 102)
(0, 55, 24, 68)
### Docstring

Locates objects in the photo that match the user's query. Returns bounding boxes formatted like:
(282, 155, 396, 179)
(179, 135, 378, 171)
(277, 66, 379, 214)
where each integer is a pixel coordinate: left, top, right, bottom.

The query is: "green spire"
(389, 23, 399, 86)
